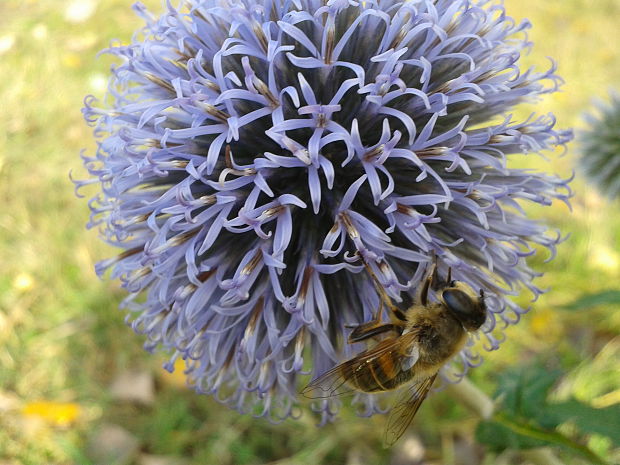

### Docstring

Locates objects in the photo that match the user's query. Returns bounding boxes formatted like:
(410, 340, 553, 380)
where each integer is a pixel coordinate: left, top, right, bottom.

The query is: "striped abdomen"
(346, 351, 416, 393)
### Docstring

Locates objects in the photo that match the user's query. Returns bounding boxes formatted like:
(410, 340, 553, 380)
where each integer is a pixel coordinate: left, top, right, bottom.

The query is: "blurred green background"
(0, 0, 619, 464)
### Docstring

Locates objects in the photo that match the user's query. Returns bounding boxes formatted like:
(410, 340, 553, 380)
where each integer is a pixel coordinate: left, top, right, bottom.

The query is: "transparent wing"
(302, 335, 415, 399)
(383, 373, 438, 447)
(300, 358, 360, 398)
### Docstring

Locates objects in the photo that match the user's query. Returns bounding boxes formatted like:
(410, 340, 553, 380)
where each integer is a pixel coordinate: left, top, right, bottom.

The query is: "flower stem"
(448, 377, 494, 419)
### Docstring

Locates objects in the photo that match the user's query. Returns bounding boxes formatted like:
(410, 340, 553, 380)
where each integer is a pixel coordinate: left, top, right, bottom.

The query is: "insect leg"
(419, 253, 456, 305)
(346, 322, 401, 343)
(419, 268, 433, 306)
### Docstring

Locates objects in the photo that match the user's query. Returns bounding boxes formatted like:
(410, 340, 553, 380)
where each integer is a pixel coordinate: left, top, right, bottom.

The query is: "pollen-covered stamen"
(429, 78, 456, 95)
(378, 64, 407, 96)
(257, 360, 274, 393)
(124, 266, 152, 292)
(339, 208, 419, 301)
(241, 57, 280, 108)
(219, 247, 267, 304)
(165, 192, 219, 222)
(173, 43, 197, 62)
(297, 104, 342, 131)
(386, 202, 439, 248)
(324, 22, 335, 65)
(196, 269, 217, 283)
(277, 135, 312, 165)
(193, 98, 230, 122)
(212, 348, 235, 392)
(96, 245, 144, 275)
(281, 326, 306, 373)
(240, 296, 265, 354)
(359, 48, 411, 105)
(118, 246, 143, 260)
(169, 227, 201, 247)
(339, 212, 381, 264)
(125, 214, 150, 225)
(197, 194, 217, 206)
(395, 203, 419, 216)
(204, 78, 221, 93)
(415, 146, 450, 158)
(488, 133, 524, 145)
(339, 211, 359, 241)
(388, 12, 412, 50)
(377, 261, 409, 295)
(174, 268, 217, 302)
(282, 263, 316, 323)
(363, 144, 385, 162)
(252, 21, 269, 52)
(242, 249, 263, 276)
(298, 266, 313, 302)
(177, 282, 198, 300)
(165, 57, 188, 71)
(143, 72, 175, 93)
(132, 305, 170, 337)
(143, 138, 162, 148)
(219, 145, 257, 185)
(144, 151, 190, 174)
(150, 227, 201, 255)
(256, 79, 280, 108)
(261, 205, 284, 219)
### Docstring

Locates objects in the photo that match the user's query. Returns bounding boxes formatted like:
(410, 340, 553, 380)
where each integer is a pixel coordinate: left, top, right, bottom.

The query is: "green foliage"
(546, 400, 620, 444)
(477, 363, 619, 464)
(561, 290, 620, 311)
(494, 364, 563, 424)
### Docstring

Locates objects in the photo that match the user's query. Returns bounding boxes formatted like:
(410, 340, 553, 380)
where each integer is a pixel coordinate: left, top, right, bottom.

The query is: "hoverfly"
(303, 263, 487, 446)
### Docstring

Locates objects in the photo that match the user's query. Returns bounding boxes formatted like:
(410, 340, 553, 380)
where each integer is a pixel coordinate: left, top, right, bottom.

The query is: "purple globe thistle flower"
(581, 91, 620, 199)
(76, 0, 571, 423)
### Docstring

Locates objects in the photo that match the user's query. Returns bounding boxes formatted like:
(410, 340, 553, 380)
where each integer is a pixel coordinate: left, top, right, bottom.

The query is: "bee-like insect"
(302, 264, 487, 446)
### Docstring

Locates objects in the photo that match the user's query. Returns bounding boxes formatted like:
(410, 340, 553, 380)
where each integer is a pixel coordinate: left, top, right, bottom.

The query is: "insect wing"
(302, 336, 411, 399)
(300, 358, 359, 398)
(383, 373, 438, 447)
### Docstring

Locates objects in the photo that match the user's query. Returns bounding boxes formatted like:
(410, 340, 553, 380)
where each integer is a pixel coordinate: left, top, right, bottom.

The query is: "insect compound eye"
(442, 288, 486, 330)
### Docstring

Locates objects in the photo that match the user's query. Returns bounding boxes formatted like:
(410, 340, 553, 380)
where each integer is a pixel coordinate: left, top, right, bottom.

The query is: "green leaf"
(546, 400, 620, 443)
(561, 290, 620, 311)
(495, 364, 562, 420)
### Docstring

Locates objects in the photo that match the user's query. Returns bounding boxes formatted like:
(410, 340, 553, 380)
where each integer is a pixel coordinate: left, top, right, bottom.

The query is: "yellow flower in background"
(588, 244, 620, 273)
(13, 273, 34, 292)
(22, 401, 81, 427)
(64, 0, 98, 24)
(159, 358, 189, 390)
(61, 53, 82, 69)
(0, 35, 15, 56)
(530, 308, 563, 342)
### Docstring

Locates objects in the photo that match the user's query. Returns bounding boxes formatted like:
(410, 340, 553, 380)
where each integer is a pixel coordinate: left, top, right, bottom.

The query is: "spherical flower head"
(581, 91, 620, 199)
(77, 0, 572, 423)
